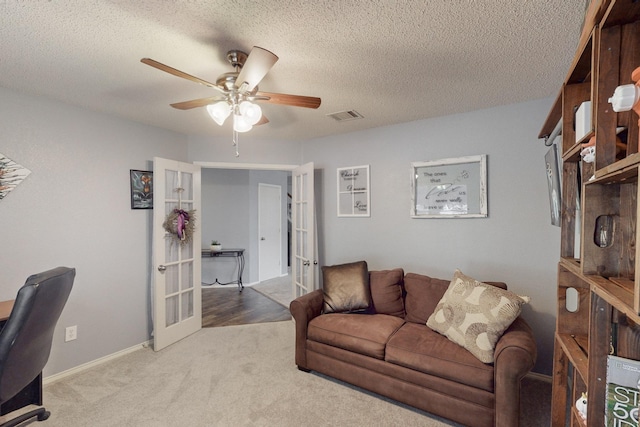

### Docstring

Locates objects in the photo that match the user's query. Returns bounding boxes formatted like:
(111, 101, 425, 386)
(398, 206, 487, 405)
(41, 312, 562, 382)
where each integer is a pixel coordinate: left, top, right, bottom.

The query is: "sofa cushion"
(308, 313, 405, 360)
(426, 269, 530, 363)
(322, 260, 371, 313)
(369, 268, 405, 318)
(404, 273, 450, 324)
(386, 322, 495, 392)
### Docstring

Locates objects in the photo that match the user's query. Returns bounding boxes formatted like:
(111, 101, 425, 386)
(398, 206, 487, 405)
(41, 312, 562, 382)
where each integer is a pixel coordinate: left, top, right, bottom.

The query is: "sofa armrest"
(289, 289, 324, 369)
(493, 316, 537, 427)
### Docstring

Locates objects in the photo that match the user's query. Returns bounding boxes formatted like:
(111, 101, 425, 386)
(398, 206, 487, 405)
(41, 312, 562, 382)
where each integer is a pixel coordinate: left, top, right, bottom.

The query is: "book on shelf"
(606, 355, 640, 426)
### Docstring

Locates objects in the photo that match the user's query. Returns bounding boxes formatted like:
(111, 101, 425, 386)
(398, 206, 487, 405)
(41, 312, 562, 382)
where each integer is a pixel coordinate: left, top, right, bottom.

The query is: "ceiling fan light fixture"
(207, 101, 231, 126)
(233, 113, 252, 133)
(239, 101, 262, 125)
(141, 46, 320, 157)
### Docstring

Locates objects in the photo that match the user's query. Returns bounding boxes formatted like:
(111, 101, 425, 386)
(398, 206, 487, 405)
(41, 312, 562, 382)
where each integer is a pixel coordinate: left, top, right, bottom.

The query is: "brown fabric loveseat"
(289, 266, 537, 427)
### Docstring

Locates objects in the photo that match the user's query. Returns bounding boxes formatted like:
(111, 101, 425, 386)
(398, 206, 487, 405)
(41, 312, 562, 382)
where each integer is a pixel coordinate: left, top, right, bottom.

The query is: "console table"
(201, 248, 245, 291)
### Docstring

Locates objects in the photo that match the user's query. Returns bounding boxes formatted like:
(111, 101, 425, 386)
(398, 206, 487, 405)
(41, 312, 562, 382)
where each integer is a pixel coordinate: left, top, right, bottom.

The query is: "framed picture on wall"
(545, 144, 562, 227)
(411, 155, 487, 218)
(130, 169, 153, 209)
(337, 165, 370, 217)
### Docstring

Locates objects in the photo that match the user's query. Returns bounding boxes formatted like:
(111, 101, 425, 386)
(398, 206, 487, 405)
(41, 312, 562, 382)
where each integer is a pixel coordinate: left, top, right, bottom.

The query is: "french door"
(152, 157, 202, 351)
(292, 162, 317, 298)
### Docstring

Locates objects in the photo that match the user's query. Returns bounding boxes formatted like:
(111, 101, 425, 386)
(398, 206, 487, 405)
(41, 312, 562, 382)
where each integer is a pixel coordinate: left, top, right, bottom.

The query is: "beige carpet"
(6, 321, 550, 426)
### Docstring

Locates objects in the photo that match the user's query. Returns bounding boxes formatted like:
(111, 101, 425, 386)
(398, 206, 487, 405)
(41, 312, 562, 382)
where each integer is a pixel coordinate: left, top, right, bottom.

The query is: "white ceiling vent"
(327, 110, 364, 122)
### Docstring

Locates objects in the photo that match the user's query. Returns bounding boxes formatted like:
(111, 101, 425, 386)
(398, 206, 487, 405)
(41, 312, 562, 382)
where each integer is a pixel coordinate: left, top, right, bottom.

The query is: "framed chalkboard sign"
(337, 165, 370, 217)
(410, 155, 487, 218)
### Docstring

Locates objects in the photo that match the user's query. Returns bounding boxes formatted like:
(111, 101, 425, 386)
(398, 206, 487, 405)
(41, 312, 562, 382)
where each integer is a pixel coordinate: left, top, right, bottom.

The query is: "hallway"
(201, 274, 292, 327)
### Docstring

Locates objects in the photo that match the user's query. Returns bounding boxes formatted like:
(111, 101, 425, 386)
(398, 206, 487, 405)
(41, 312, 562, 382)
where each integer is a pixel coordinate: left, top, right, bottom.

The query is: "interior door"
(152, 157, 202, 351)
(292, 162, 317, 298)
(258, 183, 282, 281)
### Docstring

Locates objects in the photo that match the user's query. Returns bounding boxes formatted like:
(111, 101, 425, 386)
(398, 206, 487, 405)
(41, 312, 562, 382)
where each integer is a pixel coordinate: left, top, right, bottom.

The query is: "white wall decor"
(411, 155, 487, 218)
(337, 165, 370, 217)
(0, 152, 31, 200)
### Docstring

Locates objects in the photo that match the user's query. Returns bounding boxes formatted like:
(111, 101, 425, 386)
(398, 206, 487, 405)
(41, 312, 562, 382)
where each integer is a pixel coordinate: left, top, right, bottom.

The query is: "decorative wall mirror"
(337, 165, 370, 217)
(411, 155, 487, 218)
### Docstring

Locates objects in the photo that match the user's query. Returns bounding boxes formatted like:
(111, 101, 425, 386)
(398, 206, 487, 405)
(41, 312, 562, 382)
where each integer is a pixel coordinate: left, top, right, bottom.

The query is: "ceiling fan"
(141, 46, 321, 134)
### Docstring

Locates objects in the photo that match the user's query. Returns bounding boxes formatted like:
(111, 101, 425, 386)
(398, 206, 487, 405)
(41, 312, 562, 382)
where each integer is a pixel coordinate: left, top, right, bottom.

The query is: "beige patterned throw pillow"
(426, 270, 530, 363)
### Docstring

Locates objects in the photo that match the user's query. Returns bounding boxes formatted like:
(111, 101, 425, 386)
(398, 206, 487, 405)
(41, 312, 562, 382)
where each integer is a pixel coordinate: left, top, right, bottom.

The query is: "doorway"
(199, 165, 293, 287)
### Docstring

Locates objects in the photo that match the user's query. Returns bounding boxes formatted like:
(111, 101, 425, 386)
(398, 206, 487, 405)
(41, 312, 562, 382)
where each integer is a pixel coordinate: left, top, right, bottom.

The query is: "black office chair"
(0, 267, 75, 427)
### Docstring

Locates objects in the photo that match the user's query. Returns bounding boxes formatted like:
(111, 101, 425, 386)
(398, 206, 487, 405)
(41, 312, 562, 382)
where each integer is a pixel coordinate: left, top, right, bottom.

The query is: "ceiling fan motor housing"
(216, 72, 239, 91)
(226, 50, 248, 69)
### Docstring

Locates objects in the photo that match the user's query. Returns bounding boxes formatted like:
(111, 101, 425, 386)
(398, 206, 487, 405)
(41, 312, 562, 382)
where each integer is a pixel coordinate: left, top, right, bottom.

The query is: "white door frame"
(194, 162, 299, 171)
(194, 161, 317, 298)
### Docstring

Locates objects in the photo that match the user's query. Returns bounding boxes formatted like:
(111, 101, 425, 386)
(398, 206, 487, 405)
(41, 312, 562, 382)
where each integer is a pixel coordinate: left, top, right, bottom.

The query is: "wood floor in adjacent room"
(202, 287, 291, 327)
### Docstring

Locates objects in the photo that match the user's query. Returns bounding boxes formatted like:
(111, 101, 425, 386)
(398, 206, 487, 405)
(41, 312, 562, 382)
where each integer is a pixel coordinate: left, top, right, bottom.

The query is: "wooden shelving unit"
(543, 1, 640, 425)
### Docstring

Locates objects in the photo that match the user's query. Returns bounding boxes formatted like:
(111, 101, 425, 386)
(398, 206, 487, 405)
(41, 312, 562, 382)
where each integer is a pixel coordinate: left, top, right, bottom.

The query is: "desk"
(0, 300, 13, 321)
(201, 248, 245, 291)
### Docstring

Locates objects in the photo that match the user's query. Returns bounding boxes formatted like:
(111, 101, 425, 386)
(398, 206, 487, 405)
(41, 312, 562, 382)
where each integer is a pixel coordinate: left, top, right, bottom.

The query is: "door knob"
(158, 265, 166, 272)
(261, 237, 266, 240)
(303, 260, 310, 266)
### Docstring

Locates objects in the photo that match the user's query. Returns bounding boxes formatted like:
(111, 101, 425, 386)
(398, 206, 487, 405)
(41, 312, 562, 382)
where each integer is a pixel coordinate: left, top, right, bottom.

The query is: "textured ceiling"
(0, 0, 587, 141)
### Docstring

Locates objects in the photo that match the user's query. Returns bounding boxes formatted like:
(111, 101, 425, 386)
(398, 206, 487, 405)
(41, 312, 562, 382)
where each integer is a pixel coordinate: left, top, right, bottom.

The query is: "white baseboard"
(44, 340, 151, 385)
(43, 338, 550, 387)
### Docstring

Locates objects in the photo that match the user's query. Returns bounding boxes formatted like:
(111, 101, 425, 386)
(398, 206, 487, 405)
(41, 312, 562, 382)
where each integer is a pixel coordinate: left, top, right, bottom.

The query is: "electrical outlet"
(65, 325, 77, 342)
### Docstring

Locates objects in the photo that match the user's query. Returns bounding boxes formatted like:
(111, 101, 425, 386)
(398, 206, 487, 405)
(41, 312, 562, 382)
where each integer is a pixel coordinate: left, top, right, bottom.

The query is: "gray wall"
(188, 134, 302, 165)
(201, 168, 289, 285)
(0, 84, 560, 377)
(302, 98, 560, 374)
(0, 87, 188, 376)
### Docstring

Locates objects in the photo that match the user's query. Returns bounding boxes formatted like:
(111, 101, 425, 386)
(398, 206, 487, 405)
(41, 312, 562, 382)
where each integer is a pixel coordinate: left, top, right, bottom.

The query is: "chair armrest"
(493, 316, 537, 427)
(289, 289, 324, 369)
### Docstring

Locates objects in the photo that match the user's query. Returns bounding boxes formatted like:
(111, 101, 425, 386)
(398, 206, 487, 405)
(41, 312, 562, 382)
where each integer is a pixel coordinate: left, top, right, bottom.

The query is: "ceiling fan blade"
(170, 97, 223, 110)
(256, 115, 269, 126)
(255, 91, 321, 109)
(235, 47, 278, 92)
(141, 58, 224, 92)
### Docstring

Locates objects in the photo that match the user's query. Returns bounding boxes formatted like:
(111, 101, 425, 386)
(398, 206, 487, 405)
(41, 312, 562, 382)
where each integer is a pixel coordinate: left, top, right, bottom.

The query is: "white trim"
(43, 337, 548, 388)
(194, 161, 298, 171)
(43, 341, 151, 385)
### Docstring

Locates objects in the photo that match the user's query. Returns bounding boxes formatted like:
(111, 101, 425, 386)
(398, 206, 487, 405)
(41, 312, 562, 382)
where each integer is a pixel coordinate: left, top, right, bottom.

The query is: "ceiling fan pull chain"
(233, 130, 240, 157)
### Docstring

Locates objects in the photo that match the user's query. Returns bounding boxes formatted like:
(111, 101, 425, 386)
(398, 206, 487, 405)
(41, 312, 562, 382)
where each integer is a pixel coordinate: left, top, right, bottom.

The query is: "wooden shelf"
(591, 276, 639, 324)
(571, 407, 588, 427)
(548, 2, 640, 425)
(561, 142, 584, 162)
(601, 0, 640, 28)
(538, 92, 562, 140)
(560, 257, 581, 272)
(576, 131, 594, 146)
(594, 152, 640, 181)
(557, 333, 589, 383)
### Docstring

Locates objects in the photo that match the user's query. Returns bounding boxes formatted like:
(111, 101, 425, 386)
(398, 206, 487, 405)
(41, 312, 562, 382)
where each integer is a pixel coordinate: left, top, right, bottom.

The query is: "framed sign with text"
(410, 155, 487, 218)
(337, 165, 370, 217)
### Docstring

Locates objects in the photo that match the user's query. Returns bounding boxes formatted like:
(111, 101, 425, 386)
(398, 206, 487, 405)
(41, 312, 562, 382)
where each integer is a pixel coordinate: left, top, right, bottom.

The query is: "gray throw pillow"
(322, 261, 371, 313)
